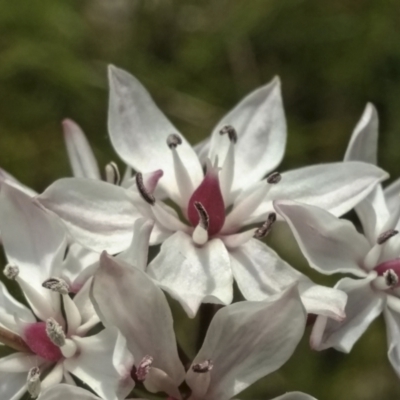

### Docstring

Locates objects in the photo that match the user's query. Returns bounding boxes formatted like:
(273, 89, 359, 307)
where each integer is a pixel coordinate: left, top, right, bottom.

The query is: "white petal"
(384, 177, 400, 217)
(189, 286, 306, 400)
(0, 281, 35, 334)
(247, 162, 389, 223)
(384, 306, 400, 378)
(310, 276, 384, 352)
(107, 65, 203, 199)
(0, 183, 67, 298)
(344, 103, 378, 164)
(38, 178, 141, 253)
(209, 77, 286, 194)
(148, 231, 233, 318)
(275, 200, 369, 276)
(272, 392, 318, 400)
(91, 252, 185, 387)
(230, 239, 346, 319)
(117, 218, 153, 270)
(62, 119, 101, 180)
(41, 362, 64, 390)
(0, 168, 37, 197)
(64, 329, 134, 400)
(0, 370, 27, 400)
(194, 136, 211, 165)
(38, 384, 102, 400)
(0, 352, 41, 373)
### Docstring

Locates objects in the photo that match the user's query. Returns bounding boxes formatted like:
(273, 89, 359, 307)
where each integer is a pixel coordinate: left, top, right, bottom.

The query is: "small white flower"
(91, 251, 317, 400)
(0, 184, 134, 400)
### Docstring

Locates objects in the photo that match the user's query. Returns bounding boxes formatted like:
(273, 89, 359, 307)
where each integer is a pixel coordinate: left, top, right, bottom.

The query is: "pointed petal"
(310, 276, 384, 352)
(0, 168, 37, 197)
(117, 218, 153, 270)
(272, 393, 318, 400)
(230, 239, 346, 319)
(148, 231, 233, 318)
(108, 65, 203, 198)
(0, 352, 42, 372)
(344, 103, 378, 164)
(0, 183, 67, 296)
(209, 78, 286, 193)
(91, 253, 185, 387)
(275, 200, 369, 276)
(384, 306, 400, 378)
(189, 286, 306, 400)
(0, 281, 36, 334)
(38, 384, 103, 400)
(384, 177, 400, 216)
(64, 329, 134, 400)
(38, 178, 141, 253)
(247, 162, 389, 223)
(62, 119, 101, 180)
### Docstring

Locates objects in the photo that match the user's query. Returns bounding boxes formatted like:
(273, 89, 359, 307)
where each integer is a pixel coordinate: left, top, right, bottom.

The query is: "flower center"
(24, 322, 63, 362)
(187, 166, 225, 236)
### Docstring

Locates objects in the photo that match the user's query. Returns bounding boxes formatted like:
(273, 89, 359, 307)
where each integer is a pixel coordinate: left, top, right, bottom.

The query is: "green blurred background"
(1, 0, 400, 399)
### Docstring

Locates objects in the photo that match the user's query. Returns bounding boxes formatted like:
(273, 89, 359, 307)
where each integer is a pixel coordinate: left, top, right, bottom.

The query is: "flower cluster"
(0, 65, 396, 400)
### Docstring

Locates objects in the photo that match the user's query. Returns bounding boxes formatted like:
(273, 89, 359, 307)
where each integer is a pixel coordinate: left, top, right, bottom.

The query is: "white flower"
(91, 251, 317, 400)
(0, 184, 134, 400)
(274, 102, 400, 376)
(37, 66, 387, 318)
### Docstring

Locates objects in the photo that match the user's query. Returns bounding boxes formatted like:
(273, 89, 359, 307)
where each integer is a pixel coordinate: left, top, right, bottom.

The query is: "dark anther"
(254, 212, 276, 239)
(167, 133, 182, 149)
(267, 172, 281, 184)
(194, 201, 209, 230)
(192, 359, 213, 373)
(219, 125, 237, 144)
(136, 172, 155, 205)
(377, 229, 398, 245)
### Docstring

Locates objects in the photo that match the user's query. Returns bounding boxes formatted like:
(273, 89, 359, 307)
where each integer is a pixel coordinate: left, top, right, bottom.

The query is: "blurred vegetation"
(1, 0, 400, 399)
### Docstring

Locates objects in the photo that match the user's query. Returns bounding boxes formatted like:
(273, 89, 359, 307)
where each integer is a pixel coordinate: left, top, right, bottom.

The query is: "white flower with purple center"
(38, 66, 387, 318)
(273, 100, 400, 377)
(0, 184, 134, 400)
(90, 251, 316, 400)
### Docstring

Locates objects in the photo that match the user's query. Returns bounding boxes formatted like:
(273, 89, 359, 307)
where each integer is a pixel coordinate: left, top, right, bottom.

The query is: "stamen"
(136, 172, 155, 205)
(3, 264, 19, 280)
(42, 277, 70, 295)
(253, 213, 277, 239)
(194, 202, 209, 230)
(27, 366, 41, 398)
(45, 318, 65, 347)
(136, 355, 153, 381)
(167, 134, 182, 149)
(219, 125, 237, 143)
(377, 229, 398, 245)
(192, 359, 214, 373)
(105, 161, 121, 185)
(384, 269, 399, 288)
(266, 172, 281, 184)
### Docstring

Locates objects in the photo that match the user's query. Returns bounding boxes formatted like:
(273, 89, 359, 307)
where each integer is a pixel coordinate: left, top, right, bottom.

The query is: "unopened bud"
(167, 134, 182, 149)
(46, 318, 65, 347)
(27, 366, 41, 398)
(3, 264, 19, 280)
(42, 277, 69, 295)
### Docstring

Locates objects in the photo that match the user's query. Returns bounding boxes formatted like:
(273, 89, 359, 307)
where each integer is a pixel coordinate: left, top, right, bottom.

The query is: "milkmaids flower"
(38, 66, 387, 318)
(273, 102, 400, 377)
(91, 251, 316, 400)
(0, 184, 134, 399)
